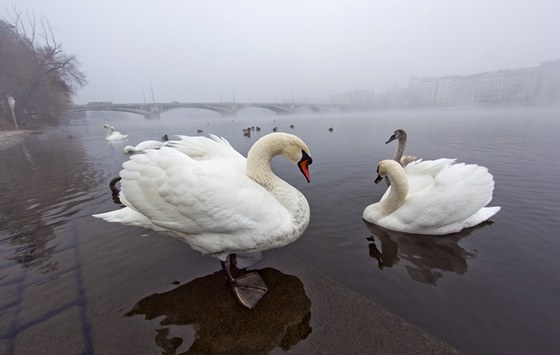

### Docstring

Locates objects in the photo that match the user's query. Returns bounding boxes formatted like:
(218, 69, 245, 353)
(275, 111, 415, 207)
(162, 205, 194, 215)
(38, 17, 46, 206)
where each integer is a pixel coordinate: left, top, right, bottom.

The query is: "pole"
(6, 95, 18, 129)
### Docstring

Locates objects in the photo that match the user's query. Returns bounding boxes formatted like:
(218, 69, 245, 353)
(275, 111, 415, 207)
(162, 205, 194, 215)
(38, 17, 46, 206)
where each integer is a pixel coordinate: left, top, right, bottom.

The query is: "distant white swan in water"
(103, 124, 128, 140)
(386, 129, 418, 166)
(93, 132, 313, 309)
(363, 159, 501, 235)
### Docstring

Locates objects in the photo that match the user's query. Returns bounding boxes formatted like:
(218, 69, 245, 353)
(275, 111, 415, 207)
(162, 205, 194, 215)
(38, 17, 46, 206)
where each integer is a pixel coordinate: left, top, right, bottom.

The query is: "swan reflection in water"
(364, 222, 491, 285)
(126, 266, 312, 354)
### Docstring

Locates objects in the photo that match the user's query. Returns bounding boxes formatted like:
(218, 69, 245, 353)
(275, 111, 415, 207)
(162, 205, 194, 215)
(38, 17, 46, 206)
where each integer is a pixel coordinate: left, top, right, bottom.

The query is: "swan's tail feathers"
(92, 209, 130, 223)
(464, 206, 501, 229)
(93, 207, 156, 229)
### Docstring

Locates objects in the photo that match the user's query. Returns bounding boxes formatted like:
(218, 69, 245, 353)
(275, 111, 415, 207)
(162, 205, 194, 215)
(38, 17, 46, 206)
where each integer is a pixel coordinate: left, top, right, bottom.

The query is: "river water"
(1, 107, 559, 354)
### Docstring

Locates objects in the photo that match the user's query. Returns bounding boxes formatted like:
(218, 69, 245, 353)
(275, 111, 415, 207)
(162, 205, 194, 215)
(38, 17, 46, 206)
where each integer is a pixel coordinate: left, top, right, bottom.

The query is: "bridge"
(68, 101, 349, 119)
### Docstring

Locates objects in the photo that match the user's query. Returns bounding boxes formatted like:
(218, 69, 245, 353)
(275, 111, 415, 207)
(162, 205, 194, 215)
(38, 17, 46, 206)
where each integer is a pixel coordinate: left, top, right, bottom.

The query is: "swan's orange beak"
(298, 151, 312, 183)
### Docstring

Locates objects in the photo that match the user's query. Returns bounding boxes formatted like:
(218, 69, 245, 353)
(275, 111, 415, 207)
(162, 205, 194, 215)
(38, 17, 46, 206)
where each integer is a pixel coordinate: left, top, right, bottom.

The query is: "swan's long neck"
(246, 136, 283, 188)
(382, 166, 408, 215)
(246, 135, 309, 232)
(392, 137, 406, 163)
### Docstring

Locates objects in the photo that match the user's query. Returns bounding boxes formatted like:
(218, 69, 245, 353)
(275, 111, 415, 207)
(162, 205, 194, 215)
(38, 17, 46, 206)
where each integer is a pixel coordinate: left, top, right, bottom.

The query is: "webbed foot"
(231, 272, 269, 309)
(220, 259, 269, 309)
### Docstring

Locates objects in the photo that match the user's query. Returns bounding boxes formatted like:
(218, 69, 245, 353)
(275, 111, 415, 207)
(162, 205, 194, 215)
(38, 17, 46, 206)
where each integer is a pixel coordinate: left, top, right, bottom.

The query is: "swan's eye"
(301, 150, 312, 165)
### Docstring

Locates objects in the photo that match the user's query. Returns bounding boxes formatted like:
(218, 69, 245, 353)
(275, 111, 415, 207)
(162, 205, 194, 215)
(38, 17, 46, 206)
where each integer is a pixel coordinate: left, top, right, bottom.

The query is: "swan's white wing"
(117, 147, 290, 236)
(381, 158, 455, 201)
(404, 158, 455, 177)
(389, 162, 495, 231)
(168, 134, 246, 168)
(404, 158, 456, 194)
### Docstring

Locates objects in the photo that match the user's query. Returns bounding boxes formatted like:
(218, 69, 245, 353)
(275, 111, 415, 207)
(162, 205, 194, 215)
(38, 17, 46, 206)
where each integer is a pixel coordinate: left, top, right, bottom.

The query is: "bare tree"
(0, 5, 86, 128)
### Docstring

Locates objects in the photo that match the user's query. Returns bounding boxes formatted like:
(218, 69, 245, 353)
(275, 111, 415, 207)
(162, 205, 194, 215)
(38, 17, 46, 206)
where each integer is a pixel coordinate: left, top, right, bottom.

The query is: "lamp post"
(6, 95, 18, 129)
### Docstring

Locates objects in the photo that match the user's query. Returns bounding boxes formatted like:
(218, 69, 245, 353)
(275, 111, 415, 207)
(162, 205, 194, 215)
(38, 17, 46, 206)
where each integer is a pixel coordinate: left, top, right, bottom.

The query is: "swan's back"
(169, 134, 246, 167)
(124, 140, 165, 154)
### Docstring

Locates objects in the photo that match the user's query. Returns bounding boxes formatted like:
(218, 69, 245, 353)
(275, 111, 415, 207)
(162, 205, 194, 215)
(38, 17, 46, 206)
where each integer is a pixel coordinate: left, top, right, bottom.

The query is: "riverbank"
(0, 130, 33, 151)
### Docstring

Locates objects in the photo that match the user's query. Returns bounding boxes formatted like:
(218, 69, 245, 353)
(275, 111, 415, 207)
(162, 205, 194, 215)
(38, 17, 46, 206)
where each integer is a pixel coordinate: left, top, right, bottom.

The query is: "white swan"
(363, 159, 501, 235)
(93, 132, 313, 308)
(386, 129, 418, 166)
(123, 140, 166, 155)
(103, 124, 128, 140)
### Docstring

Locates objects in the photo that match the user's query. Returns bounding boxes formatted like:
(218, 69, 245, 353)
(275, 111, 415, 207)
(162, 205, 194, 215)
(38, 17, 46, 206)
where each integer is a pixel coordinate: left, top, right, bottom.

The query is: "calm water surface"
(1, 107, 559, 354)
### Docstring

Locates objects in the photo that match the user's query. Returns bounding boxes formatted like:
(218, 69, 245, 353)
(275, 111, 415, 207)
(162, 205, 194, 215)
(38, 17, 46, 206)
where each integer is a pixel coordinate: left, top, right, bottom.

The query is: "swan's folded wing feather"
(401, 163, 496, 228)
(399, 158, 456, 196)
(404, 158, 455, 177)
(119, 147, 290, 236)
(169, 135, 246, 167)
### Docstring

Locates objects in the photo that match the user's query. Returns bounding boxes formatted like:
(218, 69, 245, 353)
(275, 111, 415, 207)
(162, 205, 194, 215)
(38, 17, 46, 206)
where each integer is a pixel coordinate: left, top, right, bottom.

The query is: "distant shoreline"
(0, 130, 32, 151)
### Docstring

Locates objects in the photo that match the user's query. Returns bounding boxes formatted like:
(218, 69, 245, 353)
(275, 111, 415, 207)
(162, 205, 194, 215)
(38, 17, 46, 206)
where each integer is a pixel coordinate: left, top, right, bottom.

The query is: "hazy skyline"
(5, 0, 559, 103)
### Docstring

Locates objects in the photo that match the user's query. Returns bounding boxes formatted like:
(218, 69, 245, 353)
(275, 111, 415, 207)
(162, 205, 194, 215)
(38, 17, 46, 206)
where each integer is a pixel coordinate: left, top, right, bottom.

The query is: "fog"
(7, 0, 560, 104)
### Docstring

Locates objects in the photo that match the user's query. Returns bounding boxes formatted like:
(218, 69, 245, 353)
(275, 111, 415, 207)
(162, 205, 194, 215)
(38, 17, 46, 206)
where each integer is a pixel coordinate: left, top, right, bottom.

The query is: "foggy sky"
(5, 0, 560, 104)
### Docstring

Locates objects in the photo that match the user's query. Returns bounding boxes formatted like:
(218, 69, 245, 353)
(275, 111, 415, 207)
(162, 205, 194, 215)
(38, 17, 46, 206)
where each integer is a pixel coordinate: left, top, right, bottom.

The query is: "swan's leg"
(220, 259, 236, 283)
(220, 258, 268, 309)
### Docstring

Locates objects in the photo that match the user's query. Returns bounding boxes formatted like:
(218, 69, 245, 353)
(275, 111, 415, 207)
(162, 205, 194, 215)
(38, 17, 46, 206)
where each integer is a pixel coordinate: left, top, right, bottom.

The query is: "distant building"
(407, 60, 560, 107)
(329, 90, 375, 109)
(535, 60, 560, 104)
(374, 86, 410, 109)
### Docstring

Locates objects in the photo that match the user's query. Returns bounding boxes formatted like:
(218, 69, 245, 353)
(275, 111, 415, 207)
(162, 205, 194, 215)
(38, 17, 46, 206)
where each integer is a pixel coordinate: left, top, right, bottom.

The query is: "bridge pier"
(220, 110, 237, 117)
(143, 112, 161, 120)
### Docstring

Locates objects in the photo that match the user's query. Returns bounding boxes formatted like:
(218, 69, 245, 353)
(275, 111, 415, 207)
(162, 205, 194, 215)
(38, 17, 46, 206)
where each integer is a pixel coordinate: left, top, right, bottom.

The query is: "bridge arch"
(241, 103, 293, 115)
(66, 106, 160, 119)
(68, 102, 350, 119)
(157, 103, 236, 116)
